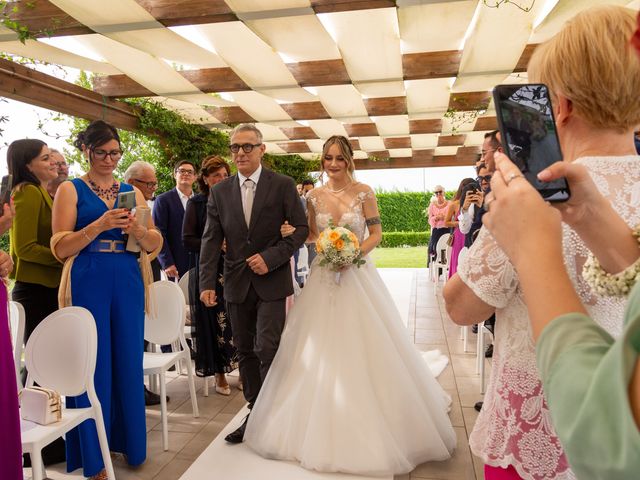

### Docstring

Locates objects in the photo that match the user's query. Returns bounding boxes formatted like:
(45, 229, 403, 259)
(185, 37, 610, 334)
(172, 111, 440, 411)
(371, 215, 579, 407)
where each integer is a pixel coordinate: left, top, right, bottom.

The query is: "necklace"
(87, 174, 119, 200)
(326, 181, 353, 194)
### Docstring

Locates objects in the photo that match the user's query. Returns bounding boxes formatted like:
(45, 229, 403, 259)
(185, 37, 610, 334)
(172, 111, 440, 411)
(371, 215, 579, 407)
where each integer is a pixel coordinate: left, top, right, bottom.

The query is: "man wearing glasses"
(46, 148, 69, 197)
(153, 160, 196, 280)
(199, 123, 308, 444)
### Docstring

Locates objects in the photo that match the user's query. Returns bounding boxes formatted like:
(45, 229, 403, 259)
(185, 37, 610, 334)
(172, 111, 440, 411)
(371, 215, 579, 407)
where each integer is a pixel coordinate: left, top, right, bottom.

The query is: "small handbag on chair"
(20, 386, 62, 425)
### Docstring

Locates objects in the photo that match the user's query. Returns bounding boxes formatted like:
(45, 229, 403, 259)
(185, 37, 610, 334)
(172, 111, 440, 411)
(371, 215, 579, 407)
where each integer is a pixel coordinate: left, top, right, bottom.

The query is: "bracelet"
(81, 227, 92, 242)
(582, 224, 640, 296)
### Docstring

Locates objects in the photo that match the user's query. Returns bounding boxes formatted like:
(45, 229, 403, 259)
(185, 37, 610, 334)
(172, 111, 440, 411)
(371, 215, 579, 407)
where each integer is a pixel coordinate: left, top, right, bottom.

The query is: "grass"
(370, 246, 428, 268)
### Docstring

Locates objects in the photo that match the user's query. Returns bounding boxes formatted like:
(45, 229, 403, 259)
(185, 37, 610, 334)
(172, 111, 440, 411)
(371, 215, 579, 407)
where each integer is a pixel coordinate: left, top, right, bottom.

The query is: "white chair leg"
(463, 326, 469, 352)
(185, 354, 199, 418)
(476, 321, 484, 374)
(160, 373, 169, 451)
(30, 449, 44, 480)
(481, 348, 487, 395)
(93, 407, 116, 480)
(204, 375, 209, 397)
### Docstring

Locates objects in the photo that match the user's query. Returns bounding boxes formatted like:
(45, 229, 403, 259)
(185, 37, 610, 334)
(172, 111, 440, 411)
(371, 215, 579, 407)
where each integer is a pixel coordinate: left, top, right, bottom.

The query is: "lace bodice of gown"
(308, 185, 375, 243)
(457, 155, 640, 480)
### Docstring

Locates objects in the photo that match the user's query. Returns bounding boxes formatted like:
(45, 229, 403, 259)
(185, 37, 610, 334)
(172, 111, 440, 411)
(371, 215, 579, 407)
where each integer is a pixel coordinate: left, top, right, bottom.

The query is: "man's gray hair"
(49, 148, 62, 156)
(230, 123, 263, 143)
(124, 160, 155, 183)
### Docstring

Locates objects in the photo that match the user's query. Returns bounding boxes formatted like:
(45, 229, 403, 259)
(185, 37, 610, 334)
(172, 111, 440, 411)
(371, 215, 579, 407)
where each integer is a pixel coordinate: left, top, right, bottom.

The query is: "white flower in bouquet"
(315, 223, 365, 271)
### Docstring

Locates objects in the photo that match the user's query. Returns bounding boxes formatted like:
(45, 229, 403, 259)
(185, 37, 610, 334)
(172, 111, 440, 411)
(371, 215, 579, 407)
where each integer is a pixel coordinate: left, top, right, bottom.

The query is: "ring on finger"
(505, 172, 525, 185)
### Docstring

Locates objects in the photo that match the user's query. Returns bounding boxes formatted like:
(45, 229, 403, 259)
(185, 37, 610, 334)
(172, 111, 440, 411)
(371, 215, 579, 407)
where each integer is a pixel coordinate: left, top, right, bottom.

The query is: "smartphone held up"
(492, 83, 570, 202)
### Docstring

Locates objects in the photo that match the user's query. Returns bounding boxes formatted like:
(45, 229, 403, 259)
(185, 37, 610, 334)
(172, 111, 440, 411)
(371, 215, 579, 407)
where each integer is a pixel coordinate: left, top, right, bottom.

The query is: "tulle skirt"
(244, 258, 457, 476)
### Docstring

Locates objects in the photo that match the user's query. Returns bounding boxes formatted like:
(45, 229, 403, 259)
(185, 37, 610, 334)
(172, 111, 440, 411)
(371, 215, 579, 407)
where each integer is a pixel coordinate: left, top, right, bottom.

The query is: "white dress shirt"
(176, 187, 193, 211)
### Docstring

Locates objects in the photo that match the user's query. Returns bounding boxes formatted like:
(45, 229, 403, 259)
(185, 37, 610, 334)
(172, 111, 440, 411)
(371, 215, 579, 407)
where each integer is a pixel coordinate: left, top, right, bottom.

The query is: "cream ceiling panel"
(389, 148, 412, 158)
(464, 131, 489, 146)
(50, 0, 156, 26)
(354, 81, 405, 99)
(317, 8, 402, 82)
(358, 137, 386, 151)
(305, 139, 325, 152)
(79, 35, 205, 97)
(299, 153, 315, 160)
(257, 87, 318, 103)
(227, 91, 292, 122)
(353, 150, 368, 160)
(531, 0, 629, 43)
(410, 134, 439, 149)
(314, 85, 369, 118)
(182, 22, 298, 89)
(454, 0, 550, 92)
(108, 29, 227, 69)
(246, 15, 340, 62)
(397, 0, 477, 53)
(152, 98, 220, 124)
(405, 78, 452, 115)
(224, 0, 310, 13)
(307, 119, 348, 139)
(374, 115, 409, 136)
(1, 39, 120, 75)
(434, 146, 459, 156)
(264, 142, 288, 154)
(269, 120, 310, 128)
(255, 123, 290, 142)
(170, 93, 234, 107)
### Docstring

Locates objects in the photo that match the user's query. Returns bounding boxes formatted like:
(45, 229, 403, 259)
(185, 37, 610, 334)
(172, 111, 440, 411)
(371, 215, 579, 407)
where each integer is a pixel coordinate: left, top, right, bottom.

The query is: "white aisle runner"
(179, 406, 391, 480)
(178, 269, 417, 480)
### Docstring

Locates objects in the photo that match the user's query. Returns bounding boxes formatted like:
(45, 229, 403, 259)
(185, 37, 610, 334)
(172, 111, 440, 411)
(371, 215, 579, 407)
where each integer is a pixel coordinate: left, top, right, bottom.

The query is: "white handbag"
(20, 387, 62, 425)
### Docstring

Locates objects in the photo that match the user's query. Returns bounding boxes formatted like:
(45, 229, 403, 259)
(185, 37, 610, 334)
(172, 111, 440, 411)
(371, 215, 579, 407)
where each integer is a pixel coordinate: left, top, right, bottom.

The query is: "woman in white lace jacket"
(443, 6, 640, 480)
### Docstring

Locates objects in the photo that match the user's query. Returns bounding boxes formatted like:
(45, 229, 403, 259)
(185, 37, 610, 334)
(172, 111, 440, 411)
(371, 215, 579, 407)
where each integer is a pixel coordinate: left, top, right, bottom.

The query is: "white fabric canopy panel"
(264, 142, 288, 154)
(353, 150, 369, 160)
(255, 123, 290, 142)
(227, 91, 292, 122)
(397, 0, 477, 53)
(405, 78, 453, 116)
(305, 139, 326, 153)
(373, 115, 409, 137)
(313, 85, 369, 119)
(180, 22, 298, 89)
(354, 81, 405, 99)
(245, 14, 341, 63)
(434, 146, 459, 156)
(1, 39, 120, 75)
(317, 8, 403, 83)
(151, 97, 220, 124)
(306, 119, 348, 139)
(410, 134, 439, 149)
(358, 136, 386, 152)
(224, 0, 311, 13)
(257, 87, 318, 104)
(389, 148, 412, 158)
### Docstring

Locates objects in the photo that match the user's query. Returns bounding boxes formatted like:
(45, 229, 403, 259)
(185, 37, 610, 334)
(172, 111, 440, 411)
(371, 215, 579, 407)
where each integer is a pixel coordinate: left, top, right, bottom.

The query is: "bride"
(244, 135, 457, 476)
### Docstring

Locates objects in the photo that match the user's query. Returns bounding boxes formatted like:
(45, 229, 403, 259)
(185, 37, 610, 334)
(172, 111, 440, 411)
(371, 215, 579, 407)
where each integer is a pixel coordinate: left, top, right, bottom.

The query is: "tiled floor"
(30, 269, 491, 480)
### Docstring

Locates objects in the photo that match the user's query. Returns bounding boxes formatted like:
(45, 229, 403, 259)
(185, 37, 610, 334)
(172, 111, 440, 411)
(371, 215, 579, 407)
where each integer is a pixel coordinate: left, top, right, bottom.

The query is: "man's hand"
(247, 253, 268, 275)
(164, 265, 179, 278)
(200, 289, 217, 307)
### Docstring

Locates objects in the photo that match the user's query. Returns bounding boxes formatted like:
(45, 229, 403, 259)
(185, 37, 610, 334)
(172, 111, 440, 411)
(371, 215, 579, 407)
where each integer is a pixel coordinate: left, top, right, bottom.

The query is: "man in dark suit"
(199, 123, 308, 443)
(152, 160, 196, 280)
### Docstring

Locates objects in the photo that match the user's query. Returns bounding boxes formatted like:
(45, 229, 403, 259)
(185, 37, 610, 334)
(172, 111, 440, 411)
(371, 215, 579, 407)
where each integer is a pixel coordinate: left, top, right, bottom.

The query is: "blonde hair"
(527, 5, 640, 132)
(321, 135, 356, 178)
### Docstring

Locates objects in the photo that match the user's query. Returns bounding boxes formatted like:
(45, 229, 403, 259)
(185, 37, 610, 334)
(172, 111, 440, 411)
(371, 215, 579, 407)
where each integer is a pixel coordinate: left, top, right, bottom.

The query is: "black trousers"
(227, 284, 286, 409)
(428, 227, 451, 260)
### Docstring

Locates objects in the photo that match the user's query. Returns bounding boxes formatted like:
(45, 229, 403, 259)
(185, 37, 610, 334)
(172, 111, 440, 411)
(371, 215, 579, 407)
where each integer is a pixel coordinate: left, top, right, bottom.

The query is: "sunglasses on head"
(434, 190, 444, 194)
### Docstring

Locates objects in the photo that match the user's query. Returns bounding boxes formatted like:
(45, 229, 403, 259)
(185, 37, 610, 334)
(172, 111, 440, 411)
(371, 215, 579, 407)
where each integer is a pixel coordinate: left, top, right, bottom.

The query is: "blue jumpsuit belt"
(85, 239, 126, 253)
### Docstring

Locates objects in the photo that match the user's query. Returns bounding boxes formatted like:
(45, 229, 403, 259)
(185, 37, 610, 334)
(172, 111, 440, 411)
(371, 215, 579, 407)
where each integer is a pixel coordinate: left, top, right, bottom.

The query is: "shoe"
(89, 469, 108, 480)
(225, 415, 249, 444)
(471, 324, 478, 334)
(144, 386, 169, 406)
(485, 344, 493, 358)
(215, 382, 231, 396)
(474, 401, 483, 412)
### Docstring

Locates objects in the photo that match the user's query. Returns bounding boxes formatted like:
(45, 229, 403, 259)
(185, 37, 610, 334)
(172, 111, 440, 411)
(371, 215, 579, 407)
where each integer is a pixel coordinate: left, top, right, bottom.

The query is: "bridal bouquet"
(315, 224, 365, 272)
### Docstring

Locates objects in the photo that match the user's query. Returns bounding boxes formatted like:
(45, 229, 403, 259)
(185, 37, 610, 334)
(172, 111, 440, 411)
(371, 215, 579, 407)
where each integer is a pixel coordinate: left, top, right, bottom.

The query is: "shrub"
(380, 231, 430, 248)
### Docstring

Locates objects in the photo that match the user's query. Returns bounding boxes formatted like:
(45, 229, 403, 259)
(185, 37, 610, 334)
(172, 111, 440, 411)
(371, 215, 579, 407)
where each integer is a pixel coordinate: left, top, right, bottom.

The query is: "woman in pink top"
(427, 185, 450, 264)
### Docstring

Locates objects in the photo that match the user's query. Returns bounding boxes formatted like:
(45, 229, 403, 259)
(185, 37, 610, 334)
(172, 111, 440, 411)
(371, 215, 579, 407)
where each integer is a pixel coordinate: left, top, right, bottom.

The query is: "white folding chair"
(431, 233, 452, 292)
(455, 247, 472, 352)
(21, 307, 115, 480)
(9, 300, 25, 389)
(296, 245, 310, 286)
(143, 281, 199, 451)
(176, 269, 194, 376)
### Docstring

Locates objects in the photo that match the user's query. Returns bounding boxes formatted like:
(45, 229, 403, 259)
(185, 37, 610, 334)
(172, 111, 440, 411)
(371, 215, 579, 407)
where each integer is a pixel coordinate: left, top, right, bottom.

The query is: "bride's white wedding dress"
(244, 186, 457, 476)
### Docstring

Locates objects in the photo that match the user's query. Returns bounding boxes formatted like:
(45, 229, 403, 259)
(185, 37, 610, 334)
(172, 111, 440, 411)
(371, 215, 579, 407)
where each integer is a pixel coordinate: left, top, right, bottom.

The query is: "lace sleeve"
(456, 226, 521, 309)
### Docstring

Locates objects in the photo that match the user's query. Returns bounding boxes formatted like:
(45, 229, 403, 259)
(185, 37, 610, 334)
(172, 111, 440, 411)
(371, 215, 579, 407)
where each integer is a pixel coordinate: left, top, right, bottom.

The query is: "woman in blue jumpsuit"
(51, 120, 163, 479)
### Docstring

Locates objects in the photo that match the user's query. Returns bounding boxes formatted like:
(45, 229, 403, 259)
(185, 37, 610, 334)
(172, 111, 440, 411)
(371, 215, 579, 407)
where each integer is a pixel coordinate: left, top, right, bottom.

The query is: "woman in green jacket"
(7, 139, 62, 346)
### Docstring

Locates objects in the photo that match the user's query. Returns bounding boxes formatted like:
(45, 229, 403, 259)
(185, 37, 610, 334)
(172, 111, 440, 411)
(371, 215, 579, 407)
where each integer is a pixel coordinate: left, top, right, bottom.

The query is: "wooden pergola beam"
(0, 58, 140, 131)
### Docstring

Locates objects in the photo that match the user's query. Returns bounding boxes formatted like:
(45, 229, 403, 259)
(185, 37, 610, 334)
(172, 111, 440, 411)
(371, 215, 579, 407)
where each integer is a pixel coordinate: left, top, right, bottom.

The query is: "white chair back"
(145, 281, 186, 346)
(24, 307, 97, 397)
(9, 301, 25, 381)
(435, 233, 451, 260)
(177, 269, 192, 305)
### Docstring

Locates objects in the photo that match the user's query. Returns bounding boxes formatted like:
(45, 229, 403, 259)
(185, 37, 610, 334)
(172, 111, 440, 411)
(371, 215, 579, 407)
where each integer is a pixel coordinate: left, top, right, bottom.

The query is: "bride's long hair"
(321, 135, 356, 182)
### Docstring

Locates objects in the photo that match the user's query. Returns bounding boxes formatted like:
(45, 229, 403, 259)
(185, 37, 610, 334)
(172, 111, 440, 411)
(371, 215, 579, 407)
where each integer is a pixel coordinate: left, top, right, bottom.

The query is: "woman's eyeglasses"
(229, 143, 262, 154)
(93, 149, 123, 161)
(434, 190, 444, 195)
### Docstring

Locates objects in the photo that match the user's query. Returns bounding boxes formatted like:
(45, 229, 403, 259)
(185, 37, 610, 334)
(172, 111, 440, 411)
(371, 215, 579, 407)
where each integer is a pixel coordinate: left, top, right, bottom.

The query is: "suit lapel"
(228, 175, 248, 235)
(249, 168, 271, 232)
